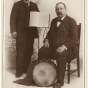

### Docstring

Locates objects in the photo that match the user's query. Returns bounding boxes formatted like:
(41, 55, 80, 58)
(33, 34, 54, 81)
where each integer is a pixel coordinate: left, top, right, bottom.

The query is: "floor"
(5, 70, 83, 88)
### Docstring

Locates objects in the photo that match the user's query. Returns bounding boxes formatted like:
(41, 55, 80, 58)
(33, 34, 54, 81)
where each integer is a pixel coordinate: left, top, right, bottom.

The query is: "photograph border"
(1, 0, 87, 88)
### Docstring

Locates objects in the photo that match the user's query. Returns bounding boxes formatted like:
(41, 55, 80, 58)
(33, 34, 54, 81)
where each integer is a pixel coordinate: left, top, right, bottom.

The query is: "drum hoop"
(34, 59, 57, 70)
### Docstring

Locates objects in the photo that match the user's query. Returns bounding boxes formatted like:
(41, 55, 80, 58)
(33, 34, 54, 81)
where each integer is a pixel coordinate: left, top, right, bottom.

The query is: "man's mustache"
(57, 12, 62, 15)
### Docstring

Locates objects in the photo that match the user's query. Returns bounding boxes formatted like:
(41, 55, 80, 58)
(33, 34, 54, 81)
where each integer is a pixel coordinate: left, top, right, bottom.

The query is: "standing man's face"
(24, 0, 30, 2)
(55, 4, 66, 18)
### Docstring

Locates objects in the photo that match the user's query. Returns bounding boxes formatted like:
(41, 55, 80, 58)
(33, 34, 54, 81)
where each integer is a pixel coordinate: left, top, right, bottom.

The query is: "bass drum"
(33, 59, 57, 87)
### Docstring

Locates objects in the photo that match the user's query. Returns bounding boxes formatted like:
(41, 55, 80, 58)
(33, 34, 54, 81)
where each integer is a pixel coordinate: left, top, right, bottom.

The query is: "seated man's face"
(55, 4, 66, 18)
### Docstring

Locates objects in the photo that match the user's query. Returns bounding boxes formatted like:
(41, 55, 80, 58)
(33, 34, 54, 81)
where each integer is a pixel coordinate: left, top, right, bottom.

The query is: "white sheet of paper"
(29, 12, 39, 27)
(29, 12, 50, 27)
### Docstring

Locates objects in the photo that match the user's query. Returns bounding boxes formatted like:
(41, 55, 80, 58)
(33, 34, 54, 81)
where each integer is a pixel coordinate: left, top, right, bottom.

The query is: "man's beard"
(57, 12, 63, 18)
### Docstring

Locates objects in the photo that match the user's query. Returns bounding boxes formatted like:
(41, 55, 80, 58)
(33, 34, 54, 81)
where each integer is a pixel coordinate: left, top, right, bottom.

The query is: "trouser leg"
(57, 50, 69, 82)
(23, 37, 34, 73)
(16, 35, 26, 74)
(16, 31, 34, 74)
(38, 47, 54, 60)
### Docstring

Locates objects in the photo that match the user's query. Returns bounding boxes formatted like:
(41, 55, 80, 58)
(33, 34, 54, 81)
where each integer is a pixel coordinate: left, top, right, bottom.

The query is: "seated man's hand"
(56, 46, 66, 54)
(43, 40, 49, 48)
(11, 32, 17, 39)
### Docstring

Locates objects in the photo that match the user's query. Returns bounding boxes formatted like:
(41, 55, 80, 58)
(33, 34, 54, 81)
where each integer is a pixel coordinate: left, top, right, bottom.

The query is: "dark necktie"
(57, 19, 62, 22)
(56, 19, 62, 27)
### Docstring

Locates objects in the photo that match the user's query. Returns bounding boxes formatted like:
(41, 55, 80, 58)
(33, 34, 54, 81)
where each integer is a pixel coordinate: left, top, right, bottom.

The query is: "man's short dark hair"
(55, 2, 66, 9)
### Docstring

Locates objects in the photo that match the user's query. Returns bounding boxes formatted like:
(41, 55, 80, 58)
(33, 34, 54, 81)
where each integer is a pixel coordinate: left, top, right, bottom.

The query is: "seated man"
(13, 2, 78, 88)
(38, 2, 78, 88)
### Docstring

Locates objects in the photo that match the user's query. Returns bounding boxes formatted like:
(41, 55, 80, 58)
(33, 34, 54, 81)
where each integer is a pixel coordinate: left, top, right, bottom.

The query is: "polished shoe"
(16, 72, 24, 78)
(53, 82, 63, 88)
(23, 70, 27, 74)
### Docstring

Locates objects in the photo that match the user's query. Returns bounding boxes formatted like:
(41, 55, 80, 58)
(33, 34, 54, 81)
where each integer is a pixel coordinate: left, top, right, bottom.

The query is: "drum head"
(33, 61, 57, 87)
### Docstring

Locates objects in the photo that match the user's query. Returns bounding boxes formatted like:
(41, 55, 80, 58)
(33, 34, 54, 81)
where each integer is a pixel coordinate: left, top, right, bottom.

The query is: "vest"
(51, 22, 68, 50)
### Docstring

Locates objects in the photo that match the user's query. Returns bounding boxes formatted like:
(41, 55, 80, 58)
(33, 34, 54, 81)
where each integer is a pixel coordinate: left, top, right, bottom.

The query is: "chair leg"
(77, 57, 80, 77)
(67, 62, 70, 84)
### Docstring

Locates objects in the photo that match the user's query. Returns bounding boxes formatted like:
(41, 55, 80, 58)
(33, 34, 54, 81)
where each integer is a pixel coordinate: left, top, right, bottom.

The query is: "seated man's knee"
(38, 47, 47, 60)
(38, 47, 45, 54)
(38, 47, 52, 60)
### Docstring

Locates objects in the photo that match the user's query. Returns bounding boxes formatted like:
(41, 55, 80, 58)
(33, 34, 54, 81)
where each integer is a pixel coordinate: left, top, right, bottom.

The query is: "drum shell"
(33, 59, 57, 87)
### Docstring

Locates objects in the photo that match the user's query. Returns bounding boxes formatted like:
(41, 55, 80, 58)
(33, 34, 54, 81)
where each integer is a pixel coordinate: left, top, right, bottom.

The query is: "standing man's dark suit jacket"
(10, 0, 39, 73)
(45, 15, 78, 57)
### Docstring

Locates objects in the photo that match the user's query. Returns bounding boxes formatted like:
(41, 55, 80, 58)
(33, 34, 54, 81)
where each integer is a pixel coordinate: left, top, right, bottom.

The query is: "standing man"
(10, 0, 39, 77)
(38, 2, 78, 88)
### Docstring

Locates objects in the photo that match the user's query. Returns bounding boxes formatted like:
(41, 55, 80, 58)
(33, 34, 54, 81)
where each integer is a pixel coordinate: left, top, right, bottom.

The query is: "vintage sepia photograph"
(4, 0, 84, 88)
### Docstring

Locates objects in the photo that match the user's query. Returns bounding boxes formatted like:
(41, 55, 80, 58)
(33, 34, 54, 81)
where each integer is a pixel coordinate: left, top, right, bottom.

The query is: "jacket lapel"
(21, 0, 31, 9)
(50, 15, 68, 40)
(58, 15, 68, 28)
(61, 15, 68, 28)
(50, 18, 57, 39)
(21, 0, 27, 8)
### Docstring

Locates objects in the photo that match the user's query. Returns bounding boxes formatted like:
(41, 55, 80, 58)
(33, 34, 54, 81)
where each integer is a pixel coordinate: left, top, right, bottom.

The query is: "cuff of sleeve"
(43, 39, 49, 43)
(62, 45, 67, 50)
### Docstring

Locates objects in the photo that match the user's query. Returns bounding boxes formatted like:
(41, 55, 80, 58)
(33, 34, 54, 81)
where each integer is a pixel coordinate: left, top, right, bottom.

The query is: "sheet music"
(29, 12, 50, 27)
(29, 12, 39, 27)
(39, 13, 49, 27)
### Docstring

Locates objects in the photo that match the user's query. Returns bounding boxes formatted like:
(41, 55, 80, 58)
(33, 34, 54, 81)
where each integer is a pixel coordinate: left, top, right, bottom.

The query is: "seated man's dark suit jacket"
(45, 15, 78, 59)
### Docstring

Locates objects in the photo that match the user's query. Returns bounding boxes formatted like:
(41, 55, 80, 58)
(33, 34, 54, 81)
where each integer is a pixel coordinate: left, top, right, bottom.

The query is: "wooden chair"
(66, 23, 81, 84)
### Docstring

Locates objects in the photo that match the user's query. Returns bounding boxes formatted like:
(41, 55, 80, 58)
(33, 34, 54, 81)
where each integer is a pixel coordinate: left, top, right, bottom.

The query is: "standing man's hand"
(43, 40, 49, 48)
(11, 32, 17, 39)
